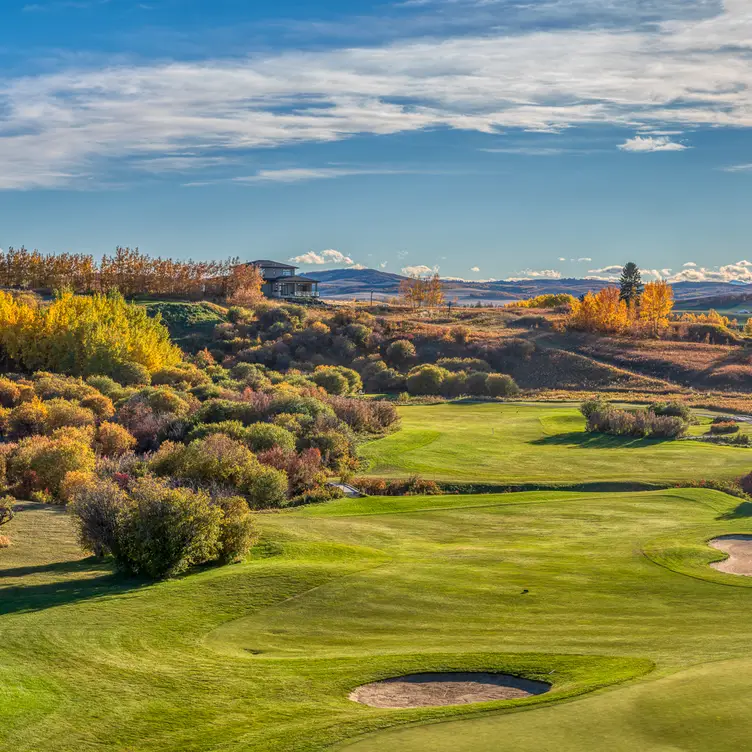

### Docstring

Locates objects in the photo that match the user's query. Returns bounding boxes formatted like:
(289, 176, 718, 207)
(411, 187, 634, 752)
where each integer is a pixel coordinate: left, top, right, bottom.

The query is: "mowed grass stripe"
(3, 486, 752, 749)
(360, 403, 752, 483)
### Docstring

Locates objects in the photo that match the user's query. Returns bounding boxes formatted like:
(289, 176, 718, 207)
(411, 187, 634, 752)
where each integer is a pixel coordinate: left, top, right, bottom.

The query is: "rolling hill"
(303, 268, 752, 304)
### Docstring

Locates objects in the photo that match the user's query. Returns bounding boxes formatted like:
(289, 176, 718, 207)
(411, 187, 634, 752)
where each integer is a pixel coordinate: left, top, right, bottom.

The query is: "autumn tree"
(619, 262, 643, 305)
(639, 280, 674, 335)
(569, 287, 629, 333)
(226, 264, 265, 307)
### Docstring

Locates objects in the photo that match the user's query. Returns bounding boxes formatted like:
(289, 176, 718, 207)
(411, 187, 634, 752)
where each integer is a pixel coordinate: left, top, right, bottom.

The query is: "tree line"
(0, 246, 262, 301)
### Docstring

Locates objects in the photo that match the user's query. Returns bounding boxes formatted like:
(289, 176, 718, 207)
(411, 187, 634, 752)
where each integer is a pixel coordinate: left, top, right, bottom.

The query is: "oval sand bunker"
(710, 535, 752, 576)
(349, 672, 550, 708)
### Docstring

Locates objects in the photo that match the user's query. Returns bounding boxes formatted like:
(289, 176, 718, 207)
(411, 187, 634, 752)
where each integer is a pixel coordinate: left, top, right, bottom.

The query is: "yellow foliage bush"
(0, 290, 181, 378)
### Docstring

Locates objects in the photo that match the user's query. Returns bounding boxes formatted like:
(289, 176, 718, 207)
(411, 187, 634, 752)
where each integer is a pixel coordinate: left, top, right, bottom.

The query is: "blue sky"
(1, 0, 752, 283)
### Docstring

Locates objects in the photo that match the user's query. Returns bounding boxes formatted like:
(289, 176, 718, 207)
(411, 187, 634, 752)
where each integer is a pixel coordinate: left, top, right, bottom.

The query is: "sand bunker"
(710, 535, 752, 576)
(349, 672, 550, 708)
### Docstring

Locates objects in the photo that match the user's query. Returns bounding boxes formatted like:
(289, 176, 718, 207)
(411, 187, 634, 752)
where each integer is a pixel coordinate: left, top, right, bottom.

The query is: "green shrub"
(406, 364, 450, 396)
(8, 433, 96, 498)
(486, 373, 520, 397)
(113, 361, 152, 386)
(149, 434, 288, 509)
(244, 423, 296, 453)
(386, 339, 416, 367)
(436, 358, 491, 373)
(216, 495, 258, 563)
(651, 401, 693, 421)
(0, 495, 14, 527)
(43, 399, 96, 433)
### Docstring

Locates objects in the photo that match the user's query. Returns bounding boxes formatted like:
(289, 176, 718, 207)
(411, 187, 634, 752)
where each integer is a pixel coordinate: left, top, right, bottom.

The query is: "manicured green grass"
(4, 487, 752, 750)
(360, 402, 752, 483)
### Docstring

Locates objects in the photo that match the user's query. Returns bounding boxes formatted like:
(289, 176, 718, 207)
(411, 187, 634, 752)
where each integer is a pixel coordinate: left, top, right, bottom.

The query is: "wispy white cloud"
(722, 163, 752, 173)
(234, 167, 419, 183)
(290, 249, 355, 265)
(470, 265, 480, 272)
(1, 0, 751, 187)
(379, 261, 388, 269)
(683, 261, 697, 267)
(577, 257, 592, 262)
(618, 136, 688, 153)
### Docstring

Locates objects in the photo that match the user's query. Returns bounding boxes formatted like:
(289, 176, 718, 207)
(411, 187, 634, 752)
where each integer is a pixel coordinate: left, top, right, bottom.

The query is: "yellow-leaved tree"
(0, 290, 181, 378)
(639, 281, 674, 335)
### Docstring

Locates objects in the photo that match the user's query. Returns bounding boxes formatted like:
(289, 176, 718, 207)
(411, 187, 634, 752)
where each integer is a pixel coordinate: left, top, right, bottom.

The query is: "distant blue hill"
(302, 268, 752, 303)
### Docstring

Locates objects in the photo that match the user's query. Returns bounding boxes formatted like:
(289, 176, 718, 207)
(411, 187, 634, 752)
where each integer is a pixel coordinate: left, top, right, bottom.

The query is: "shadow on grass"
(0, 558, 146, 616)
(530, 432, 667, 448)
(718, 501, 752, 520)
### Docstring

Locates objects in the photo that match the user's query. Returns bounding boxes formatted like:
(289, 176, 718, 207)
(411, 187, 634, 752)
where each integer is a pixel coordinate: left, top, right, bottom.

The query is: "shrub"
(0, 495, 14, 526)
(0, 535, 10, 548)
(7, 399, 48, 439)
(151, 365, 210, 388)
(385, 339, 416, 367)
(193, 399, 260, 426)
(353, 476, 442, 496)
(580, 399, 609, 419)
(257, 446, 325, 497)
(464, 371, 489, 397)
(651, 401, 693, 421)
(215, 495, 258, 563)
(80, 393, 116, 420)
(0, 379, 21, 408)
(8, 434, 96, 498)
(113, 361, 152, 386)
(441, 372, 467, 398)
(327, 396, 400, 433)
(244, 423, 296, 453)
(436, 358, 491, 373)
(709, 421, 741, 435)
(85, 375, 122, 398)
(311, 366, 349, 395)
(586, 407, 686, 439)
(149, 434, 288, 509)
(486, 373, 520, 398)
(43, 399, 96, 433)
(96, 422, 137, 457)
(120, 478, 222, 578)
(406, 364, 450, 396)
(58, 470, 97, 504)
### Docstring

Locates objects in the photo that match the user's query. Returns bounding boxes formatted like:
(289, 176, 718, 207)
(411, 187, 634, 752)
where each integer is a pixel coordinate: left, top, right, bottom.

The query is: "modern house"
(251, 260, 320, 300)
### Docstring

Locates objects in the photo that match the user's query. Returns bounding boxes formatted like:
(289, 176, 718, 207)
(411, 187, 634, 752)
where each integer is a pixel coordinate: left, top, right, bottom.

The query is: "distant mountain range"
(302, 268, 752, 304)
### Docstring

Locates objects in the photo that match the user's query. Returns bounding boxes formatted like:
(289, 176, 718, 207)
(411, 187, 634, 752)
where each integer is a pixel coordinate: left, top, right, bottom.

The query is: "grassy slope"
(4, 487, 752, 750)
(360, 402, 752, 484)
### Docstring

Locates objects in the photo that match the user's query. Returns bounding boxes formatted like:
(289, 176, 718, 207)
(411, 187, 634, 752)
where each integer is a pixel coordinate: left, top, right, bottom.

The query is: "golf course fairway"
(360, 402, 752, 483)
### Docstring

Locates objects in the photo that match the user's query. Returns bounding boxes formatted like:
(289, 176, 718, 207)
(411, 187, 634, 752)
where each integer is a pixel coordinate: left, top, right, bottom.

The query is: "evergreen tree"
(619, 262, 643, 305)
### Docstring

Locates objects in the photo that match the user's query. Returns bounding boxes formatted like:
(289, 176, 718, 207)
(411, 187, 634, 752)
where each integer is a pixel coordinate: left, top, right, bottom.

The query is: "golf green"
(360, 402, 752, 483)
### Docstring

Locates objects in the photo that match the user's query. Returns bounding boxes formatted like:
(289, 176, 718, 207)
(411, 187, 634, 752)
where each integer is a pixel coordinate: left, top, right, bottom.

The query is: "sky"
(1, 0, 752, 284)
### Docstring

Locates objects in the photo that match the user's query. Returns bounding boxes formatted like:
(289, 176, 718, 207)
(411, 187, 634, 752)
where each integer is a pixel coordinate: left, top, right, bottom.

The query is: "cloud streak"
(1, 0, 752, 187)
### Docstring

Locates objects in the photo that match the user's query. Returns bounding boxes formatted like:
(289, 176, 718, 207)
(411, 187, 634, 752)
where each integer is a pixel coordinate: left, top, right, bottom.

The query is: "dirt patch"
(710, 535, 752, 576)
(349, 672, 550, 708)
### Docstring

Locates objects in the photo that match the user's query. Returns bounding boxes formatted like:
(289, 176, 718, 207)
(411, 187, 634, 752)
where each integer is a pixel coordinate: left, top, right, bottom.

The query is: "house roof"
(267, 274, 320, 283)
(251, 259, 297, 269)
